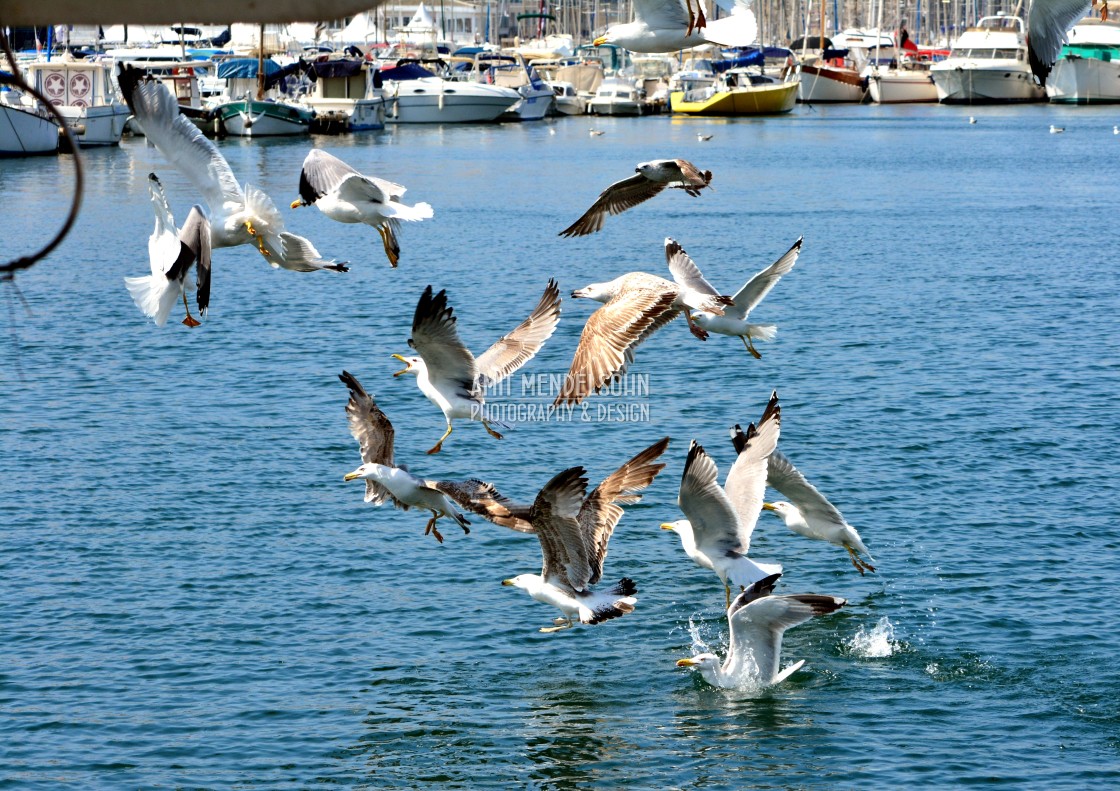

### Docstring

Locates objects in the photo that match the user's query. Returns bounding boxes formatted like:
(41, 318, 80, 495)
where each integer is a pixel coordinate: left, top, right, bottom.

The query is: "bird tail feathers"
(384, 201, 434, 222)
(124, 274, 182, 327)
(747, 324, 778, 343)
(773, 659, 805, 684)
(704, 9, 758, 48)
(582, 594, 637, 625)
(728, 556, 783, 589)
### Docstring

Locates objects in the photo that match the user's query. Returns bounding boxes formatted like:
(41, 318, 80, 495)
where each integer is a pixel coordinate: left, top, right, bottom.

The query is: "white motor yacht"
(1046, 18, 1120, 104)
(930, 14, 1045, 103)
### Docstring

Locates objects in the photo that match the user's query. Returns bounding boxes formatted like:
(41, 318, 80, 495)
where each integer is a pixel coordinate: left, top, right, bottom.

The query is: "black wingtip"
(729, 423, 748, 454)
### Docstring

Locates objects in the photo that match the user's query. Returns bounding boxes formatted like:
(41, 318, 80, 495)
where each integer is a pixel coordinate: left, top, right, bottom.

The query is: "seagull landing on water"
(502, 438, 669, 632)
(393, 281, 562, 454)
(662, 392, 782, 609)
(339, 371, 531, 543)
(667, 237, 802, 359)
(592, 0, 759, 53)
(116, 65, 345, 283)
(290, 150, 433, 268)
(124, 173, 211, 328)
(676, 573, 847, 689)
(558, 159, 713, 237)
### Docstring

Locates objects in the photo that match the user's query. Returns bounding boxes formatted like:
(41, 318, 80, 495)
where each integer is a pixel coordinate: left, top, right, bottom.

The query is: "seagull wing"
(727, 237, 802, 319)
(633, 0, 692, 28)
(723, 392, 780, 551)
(554, 287, 677, 405)
(117, 65, 244, 217)
(298, 149, 362, 201)
(338, 370, 398, 506)
(1028, 0, 1093, 86)
(475, 279, 562, 388)
(729, 593, 846, 682)
(530, 466, 591, 590)
(179, 205, 212, 315)
(409, 286, 480, 400)
(559, 173, 667, 237)
(578, 437, 670, 584)
(147, 174, 182, 277)
(678, 440, 744, 556)
(766, 450, 847, 528)
(430, 479, 534, 532)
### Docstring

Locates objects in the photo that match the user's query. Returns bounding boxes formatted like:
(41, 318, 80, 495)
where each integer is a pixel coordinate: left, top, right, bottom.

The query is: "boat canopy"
(307, 59, 365, 80)
(217, 58, 281, 79)
(379, 62, 437, 81)
(712, 51, 764, 71)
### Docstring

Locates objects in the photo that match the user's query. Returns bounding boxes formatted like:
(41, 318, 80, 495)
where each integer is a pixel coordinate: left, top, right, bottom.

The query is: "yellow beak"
(660, 523, 675, 531)
(501, 579, 515, 586)
(593, 36, 607, 46)
(761, 503, 776, 511)
(391, 353, 410, 377)
(676, 657, 698, 667)
(343, 471, 361, 481)
(289, 199, 301, 209)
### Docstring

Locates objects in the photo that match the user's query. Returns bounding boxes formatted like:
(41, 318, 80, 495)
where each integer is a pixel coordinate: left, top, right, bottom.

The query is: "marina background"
(3, 107, 1120, 787)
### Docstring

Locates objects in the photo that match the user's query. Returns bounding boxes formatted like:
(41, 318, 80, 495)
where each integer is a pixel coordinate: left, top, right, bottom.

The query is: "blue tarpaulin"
(378, 62, 437, 81)
(217, 58, 281, 79)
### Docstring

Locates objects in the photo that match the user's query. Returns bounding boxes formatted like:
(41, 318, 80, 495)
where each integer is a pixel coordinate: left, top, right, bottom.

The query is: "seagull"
(968, 116, 977, 124)
(1027, 0, 1096, 86)
(290, 149, 433, 268)
(554, 242, 737, 406)
(668, 237, 802, 359)
(735, 431, 875, 573)
(593, 0, 759, 53)
(589, 128, 605, 136)
(697, 133, 713, 141)
(393, 281, 562, 454)
(676, 573, 847, 688)
(1050, 124, 1066, 133)
(117, 64, 345, 280)
(339, 371, 531, 542)
(662, 392, 782, 608)
(124, 173, 211, 328)
(1113, 125, 1119, 134)
(558, 159, 713, 237)
(502, 437, 670, 632)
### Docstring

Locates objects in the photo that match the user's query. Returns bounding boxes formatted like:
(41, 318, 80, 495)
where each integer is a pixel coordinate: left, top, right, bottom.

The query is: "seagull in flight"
(124, 173, 211, 327)
(117, 65, 345, 285)
(593, 0, 759, 52)
(290, 149, 433, 267)
(503, 438, 670, 631)
(559, 159, 713, 237)
(662, 392, 783, 608)
(393, 281, 562, 454)
(676, 573, 846, 688)
(339, 371, 529, 543)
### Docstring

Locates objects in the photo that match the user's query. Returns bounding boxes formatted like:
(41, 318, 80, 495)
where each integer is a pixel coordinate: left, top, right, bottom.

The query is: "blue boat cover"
(379, 62, 437, 81)
(217, 58, 282, 79)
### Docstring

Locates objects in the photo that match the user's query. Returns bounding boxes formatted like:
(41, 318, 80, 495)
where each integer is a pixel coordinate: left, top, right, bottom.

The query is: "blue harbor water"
(2, 104, 1119, 788)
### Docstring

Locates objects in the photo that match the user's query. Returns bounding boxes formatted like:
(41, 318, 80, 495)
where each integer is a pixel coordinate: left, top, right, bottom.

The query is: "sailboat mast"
(256, 23, 265, 101)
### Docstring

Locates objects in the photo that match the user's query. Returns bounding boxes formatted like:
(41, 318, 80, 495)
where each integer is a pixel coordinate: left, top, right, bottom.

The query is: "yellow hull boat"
(670, 79, 799, 115)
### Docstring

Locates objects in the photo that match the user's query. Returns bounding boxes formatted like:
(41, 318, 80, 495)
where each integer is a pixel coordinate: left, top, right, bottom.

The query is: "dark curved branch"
(0, 30, 84, 280)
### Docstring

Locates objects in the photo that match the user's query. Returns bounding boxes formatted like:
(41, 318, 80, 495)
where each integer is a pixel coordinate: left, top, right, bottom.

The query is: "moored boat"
(25, 57, 130, 146)
(381, 61, 520, 124)
(1046, 18, 1120, 104)
(929, 14, 1045, 103)
(671, 48, 799, 115)
(0, 88, 60, 156)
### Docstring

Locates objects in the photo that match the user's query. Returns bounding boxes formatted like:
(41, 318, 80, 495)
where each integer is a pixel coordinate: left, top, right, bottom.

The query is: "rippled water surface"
(3, 104, 1119, 788)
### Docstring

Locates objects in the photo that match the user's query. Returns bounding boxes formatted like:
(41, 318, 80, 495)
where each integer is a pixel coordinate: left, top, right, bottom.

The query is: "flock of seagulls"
(118, 62, 875, 690)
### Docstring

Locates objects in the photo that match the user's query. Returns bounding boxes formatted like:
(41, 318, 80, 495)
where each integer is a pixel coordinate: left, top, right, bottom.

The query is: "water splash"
(847, 616, 901, 658)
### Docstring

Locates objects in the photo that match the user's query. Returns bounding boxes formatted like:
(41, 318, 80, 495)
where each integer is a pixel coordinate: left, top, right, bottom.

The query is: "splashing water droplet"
(847, 616, 900, 658)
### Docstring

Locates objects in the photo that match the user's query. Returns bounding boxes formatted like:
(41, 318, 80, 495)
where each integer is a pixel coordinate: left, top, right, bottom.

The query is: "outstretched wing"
(727, 237, 802, 319)
(723, 392, 780, 551)
(559, 173, 667, 237)
(431, 479, 535, 533)
(633, 0, 692, 29)
(765, 450, 847, 528)
(339, 370, 397, 506)
(578, 437, 670, 584)
(530, 466, 591, 590)
(475, 279, 562, 388)
(118, 65, 243, 217)
(1028, 0, 1093, 86)
(409, 286, 480, 401)
(678, 440, 745, 556)
(179, 206, 212, 314)
(729, 593, 846, 682)
(554, 288, 677, 405)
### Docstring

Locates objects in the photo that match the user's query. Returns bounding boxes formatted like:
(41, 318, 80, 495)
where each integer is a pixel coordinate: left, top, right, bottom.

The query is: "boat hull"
(670, 80, 799, 115)
(930, 63, 1045, 103)
(0, 104, 59, 155)
(215, 100, 313, 136)
(1047, 55, 1120, 103)
(57, 103, 131, 146)
(386, 79, 519, 123)
(798, 65, 867, 103)
(502, 86, 554, 121)
(300, 96, 387, 130)
(868, 71, 939, 103)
